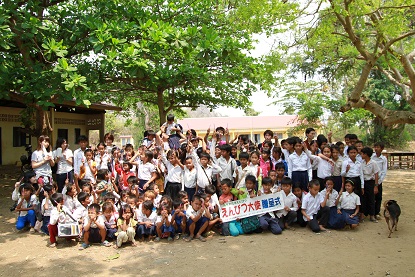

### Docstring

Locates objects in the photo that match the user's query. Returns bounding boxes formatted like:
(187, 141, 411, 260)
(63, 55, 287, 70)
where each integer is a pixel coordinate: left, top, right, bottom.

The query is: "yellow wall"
(193, 128, 290, 143)
(0, 107, 105, 165)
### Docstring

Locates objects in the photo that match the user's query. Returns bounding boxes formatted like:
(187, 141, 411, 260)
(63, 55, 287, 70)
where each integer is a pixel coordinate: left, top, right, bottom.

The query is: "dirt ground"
(0, 166, 414, 277)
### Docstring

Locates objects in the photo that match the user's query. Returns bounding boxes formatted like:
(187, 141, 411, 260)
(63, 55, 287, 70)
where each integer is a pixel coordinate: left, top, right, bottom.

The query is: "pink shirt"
(259, 156, 271, 178)
(219, 193, 234, 204)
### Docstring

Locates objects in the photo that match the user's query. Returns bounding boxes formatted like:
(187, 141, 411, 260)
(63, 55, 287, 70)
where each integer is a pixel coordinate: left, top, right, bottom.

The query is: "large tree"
(94, 0, 288, 124)
(275, 0, 415, 126)
(0, 0, 107, 135)
(1, 0, 288, 131)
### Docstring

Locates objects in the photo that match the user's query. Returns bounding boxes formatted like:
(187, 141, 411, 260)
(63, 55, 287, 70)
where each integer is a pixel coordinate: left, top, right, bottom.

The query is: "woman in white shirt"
(31, 135, 55, 182)
(54, 137, 73, 193)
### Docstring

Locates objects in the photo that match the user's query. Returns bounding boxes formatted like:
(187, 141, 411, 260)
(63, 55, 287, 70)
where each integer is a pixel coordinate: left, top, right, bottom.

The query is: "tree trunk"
(369, 116, 406, 147)
(157, 89, 167, 126)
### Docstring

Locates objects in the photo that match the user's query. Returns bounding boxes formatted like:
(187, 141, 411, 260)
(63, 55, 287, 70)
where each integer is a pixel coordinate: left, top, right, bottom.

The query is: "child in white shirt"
(301, 180, 330, 232)
(275, 177, 298, 230)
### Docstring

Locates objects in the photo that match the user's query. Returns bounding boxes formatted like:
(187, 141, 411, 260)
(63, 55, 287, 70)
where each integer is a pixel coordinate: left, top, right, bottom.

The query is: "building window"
(57, 129, 68, 142)
(74, 128, 81, 144)
(275, 133, 283, 139)
(13, 127, 30, 147)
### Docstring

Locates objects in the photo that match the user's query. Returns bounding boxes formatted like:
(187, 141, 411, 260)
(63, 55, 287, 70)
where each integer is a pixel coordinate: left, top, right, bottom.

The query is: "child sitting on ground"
(275, 177, 298, 230)
(171, 199, 187, 240)
(219, 178, 244, 237)
(321, 177, 343, 229)
(80, 203, 111, 250)
(185, 194, 209, 242)
(155, 203, 174, 242)
(257, 177, 282, 235)
(336, 179, 361, 229)
(114, 204, 137, 248)
(40, 184, 55, 235)
(301, 179, 330, 232)
(136, 200, 157, 241)
(101, 201, 118, 242)
(47, 193, 77, 247)
(15, 183, 38, 233)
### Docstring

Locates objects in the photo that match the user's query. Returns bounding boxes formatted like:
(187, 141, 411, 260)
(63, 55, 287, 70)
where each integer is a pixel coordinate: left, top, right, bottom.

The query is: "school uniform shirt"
(141, 137, 154, 148)
(73, 148, 86, 175)
(137, 159, 156, 180)
(154, 194, 162, 208)
(319, 189, 339, 208)
(63, 194, 80, 212)
(84, 213, 105, 228)
(162, 122, 178, 136)
(95, 153, 110, 171)
(161, 152, 183, 183)
(49, 205, 76, 225)
(192, 153, 222, 189)
(288, 151, 312, 181)
(156, 214, 172, 224)
(31, 150, 53, 178)
(100, 214, 118, 229)
(307, 151, 333, 179)
(135, 204, 158, 224)
(83, 160, 96, 183)
(271, 158, 288, 175)
(337, 191, 361, 210)
(362, 159, 380, 181)
(281, 149, 292, 170)
(275, 192, 298, 218)
(209, 193, 220, 211)
(341, 158, 364, 188)
(301, 193, 324, 221)
(249, 164, 262, 179)
(332, 157, 343, 176)
(217, 156, 237, 181)
(186, 205, 205, 219)
(182, 167, 197, 189)
(72, 205, 87, 222)
(371, 153, 387, 184)
(54, 148, 74, 174)
(17, 195, 38, 217)
(233, 165, 256, 189)
(41, 198, 53, 217)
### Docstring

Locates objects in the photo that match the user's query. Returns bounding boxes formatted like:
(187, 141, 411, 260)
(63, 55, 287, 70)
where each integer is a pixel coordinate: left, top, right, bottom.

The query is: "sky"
(214, 34, 285, 117)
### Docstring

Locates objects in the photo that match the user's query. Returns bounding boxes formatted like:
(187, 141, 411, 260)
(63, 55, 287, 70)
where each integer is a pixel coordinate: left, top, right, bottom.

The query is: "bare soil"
(0, 166, 414, 277)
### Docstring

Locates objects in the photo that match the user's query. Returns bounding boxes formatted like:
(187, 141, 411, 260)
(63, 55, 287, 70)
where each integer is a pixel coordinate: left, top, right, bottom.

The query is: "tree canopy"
(0, 0, 288, 133)
(275, 0, 415, 127)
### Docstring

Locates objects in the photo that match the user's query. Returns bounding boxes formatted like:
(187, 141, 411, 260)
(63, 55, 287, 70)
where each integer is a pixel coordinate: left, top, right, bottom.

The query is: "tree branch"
(377, 65, 412, 103)
(381, 31, 415, 55)
(341, 95, 415, 125)
(400, 53, 415, 108)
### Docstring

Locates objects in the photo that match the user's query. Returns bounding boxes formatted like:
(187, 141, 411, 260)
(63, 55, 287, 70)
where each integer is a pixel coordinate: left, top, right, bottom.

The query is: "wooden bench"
(387, 152, 415, 169)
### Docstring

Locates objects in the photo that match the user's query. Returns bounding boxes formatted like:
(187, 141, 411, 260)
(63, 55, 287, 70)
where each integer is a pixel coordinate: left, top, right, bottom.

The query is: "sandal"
(101, 240, 111, 247)
(195, 235, 206, 242)
(79, 242, 90, 250)
(184, 236, 193, 242)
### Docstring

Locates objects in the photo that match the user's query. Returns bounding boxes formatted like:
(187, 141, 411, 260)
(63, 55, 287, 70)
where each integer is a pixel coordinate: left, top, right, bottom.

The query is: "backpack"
(240, 215, 260, 233)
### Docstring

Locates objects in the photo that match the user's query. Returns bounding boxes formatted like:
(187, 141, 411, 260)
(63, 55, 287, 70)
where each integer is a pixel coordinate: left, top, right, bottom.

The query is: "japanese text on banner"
(219, 192, 285, 222)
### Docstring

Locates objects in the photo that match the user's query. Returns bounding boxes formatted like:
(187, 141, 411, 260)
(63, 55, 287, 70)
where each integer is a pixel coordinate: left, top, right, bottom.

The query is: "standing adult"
(54, 137, 74, 192)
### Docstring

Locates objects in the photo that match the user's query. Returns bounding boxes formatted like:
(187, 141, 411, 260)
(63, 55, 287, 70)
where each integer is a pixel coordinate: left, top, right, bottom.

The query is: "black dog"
(383, 200, 401, 238)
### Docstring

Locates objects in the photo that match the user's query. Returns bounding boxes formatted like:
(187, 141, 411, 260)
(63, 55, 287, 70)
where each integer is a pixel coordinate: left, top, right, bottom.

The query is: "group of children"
(11, 115, 388, 249)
